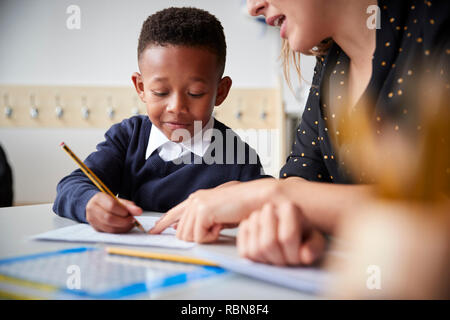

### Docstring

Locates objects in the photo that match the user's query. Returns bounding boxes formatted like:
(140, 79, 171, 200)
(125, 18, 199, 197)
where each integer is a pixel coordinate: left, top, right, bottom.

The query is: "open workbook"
(32, 216, 195, 249)
(194, 241, 340, 294)
(32, 214, 336, 294)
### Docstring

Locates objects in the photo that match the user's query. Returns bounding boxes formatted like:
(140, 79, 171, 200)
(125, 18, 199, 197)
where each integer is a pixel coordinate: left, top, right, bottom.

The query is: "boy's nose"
(166, 94, 188, 113)
(247, 0, 268, 17)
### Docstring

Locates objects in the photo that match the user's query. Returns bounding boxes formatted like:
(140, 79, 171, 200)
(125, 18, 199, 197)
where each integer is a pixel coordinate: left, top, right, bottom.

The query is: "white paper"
(195, 246, 333, 293)
(32, 216, 195, 249)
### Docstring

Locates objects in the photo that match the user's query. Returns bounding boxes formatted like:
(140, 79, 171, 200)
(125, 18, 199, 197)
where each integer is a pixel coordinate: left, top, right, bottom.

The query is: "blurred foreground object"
(328, 202, 450, 299)
(326, 66, 449, 298)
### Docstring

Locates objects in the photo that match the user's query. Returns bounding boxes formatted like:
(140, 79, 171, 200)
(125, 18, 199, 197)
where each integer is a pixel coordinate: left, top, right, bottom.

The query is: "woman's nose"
(247, 0, 267, 17)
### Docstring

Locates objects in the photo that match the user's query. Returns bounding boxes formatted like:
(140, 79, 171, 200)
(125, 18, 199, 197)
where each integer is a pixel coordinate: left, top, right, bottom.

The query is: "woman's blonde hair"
(281, 38, 333, 90)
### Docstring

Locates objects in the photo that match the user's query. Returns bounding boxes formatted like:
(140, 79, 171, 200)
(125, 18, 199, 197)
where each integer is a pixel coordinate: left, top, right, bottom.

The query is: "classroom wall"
(0, 0, 315, 205)
(0, 0, 285, 87)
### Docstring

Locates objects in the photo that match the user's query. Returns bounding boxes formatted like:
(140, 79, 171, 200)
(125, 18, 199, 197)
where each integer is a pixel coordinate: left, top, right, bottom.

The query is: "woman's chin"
(287, 34, 312, 54)
(295, 43, 325, 56)
(288, 41, 310, 55)
(285, 29, 326, 55)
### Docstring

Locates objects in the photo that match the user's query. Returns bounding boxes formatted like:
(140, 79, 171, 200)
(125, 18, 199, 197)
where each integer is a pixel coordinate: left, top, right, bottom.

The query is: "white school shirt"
(145, 117, 214, 161)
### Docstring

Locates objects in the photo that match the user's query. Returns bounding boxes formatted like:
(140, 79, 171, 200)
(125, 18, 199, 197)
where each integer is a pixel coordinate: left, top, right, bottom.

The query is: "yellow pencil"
(106, 247, 219, 267)
(60, 142, 146, 233)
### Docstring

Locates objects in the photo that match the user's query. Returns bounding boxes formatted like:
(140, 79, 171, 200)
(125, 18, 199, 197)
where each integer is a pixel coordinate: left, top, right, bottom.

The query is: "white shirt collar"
(145, 117, 214, 161)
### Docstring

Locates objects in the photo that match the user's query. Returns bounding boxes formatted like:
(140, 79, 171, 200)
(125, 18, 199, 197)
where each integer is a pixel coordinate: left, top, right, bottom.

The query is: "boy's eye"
(151, 90, 169, 97)
(188, 92, 205, 97)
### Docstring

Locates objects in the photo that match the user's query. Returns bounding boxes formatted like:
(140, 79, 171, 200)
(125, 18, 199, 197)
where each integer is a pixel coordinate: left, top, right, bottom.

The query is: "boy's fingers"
(87, 196, 136, 234)
(98, 222, 134, 234)
(118, 198, 143, 216)
(88, 208, 133, 234)
(102, 211, 135, 229)
(96, 193, 129, 217)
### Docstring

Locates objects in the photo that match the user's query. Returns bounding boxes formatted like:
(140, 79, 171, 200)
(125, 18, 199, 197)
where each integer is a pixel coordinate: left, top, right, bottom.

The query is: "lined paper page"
(32, 216, 194, 249)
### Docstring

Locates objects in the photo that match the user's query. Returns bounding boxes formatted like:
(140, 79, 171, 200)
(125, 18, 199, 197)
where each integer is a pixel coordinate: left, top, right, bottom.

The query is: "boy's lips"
(163, 121, 191, 130)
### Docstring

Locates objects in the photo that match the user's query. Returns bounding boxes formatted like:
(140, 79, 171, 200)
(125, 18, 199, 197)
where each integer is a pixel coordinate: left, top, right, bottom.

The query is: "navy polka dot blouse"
(280, 0, 449, 183)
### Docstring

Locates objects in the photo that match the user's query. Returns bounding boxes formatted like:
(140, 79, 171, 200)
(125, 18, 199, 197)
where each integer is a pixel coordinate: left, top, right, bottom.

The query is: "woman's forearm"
(215, 177, 371, 235)
(279, 177, 372, 234)
(227, 178, 282, 219)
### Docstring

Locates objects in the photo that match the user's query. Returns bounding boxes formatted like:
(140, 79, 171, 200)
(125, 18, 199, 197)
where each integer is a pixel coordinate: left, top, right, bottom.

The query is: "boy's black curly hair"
(138, 7, 227, 75)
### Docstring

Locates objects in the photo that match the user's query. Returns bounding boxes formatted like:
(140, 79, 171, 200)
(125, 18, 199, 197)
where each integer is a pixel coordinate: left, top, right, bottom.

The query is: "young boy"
(53, 7, 266, 233)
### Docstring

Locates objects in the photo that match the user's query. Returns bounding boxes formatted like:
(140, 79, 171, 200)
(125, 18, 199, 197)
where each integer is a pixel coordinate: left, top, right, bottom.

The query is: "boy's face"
(132, 45, 231, 142)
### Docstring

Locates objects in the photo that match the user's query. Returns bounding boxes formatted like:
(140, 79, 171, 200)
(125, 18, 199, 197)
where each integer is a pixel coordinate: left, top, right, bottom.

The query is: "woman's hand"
(149, 178, 278, 242)
(237, 202, 327, 266)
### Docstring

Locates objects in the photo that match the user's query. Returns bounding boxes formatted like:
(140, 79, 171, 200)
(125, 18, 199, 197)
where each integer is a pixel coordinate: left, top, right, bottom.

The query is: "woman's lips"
(266, 14, 285, 27)
(280, 18, 287, 38)
(266, 15, 287, 38)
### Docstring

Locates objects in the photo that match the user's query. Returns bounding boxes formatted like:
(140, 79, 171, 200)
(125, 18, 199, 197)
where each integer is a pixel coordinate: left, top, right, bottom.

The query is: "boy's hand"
(86, 192, 143, 233)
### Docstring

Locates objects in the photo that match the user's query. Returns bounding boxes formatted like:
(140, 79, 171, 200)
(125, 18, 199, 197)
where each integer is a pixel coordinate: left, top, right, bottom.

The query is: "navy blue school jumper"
(53, 116, 269, 223)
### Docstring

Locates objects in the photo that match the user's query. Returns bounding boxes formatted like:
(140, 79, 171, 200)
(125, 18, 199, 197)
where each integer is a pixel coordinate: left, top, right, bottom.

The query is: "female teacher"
(151, 0, 449, 266)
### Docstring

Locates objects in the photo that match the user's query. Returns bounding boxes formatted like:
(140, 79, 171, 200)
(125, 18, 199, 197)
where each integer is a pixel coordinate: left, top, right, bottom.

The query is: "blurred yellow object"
(333, 72, 449, 204)
(326, 201, 450, 299)
(326, 68, 449, 298)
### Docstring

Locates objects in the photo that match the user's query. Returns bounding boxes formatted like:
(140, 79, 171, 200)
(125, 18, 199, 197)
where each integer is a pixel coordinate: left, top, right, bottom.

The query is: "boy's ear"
(215, 76, 232, 106)
(131, 72, 146, 103)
